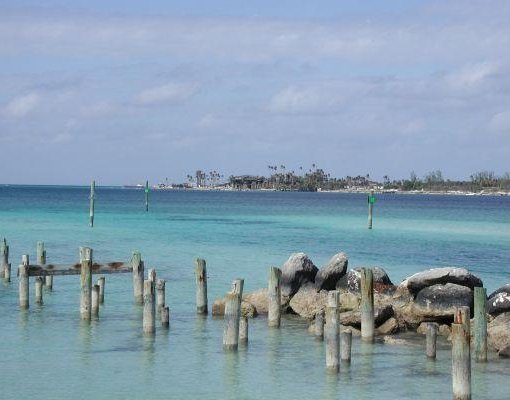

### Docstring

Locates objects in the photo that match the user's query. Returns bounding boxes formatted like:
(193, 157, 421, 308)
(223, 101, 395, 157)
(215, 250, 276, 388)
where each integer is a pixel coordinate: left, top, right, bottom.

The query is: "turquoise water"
(1, 186, 509, 399)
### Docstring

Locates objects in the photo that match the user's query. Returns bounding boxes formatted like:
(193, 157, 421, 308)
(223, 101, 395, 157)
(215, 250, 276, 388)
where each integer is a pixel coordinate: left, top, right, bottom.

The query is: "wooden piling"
(35, 277, 44, 304)
(156, 279, 165, 318)
(368, 190, 374, 229)
(239, 316, 248, 343)
(452, 323, 471, 400)
(1, 238, 10, 282)
(79, 247, 93, 321)
(340, 329, 352, 364)
(231, 278, 244, 296)
(426, 323, 438, 359)
(473, 287, 487, 362)
(145, 180, 149, 212)
(91, 284, 100, 316)
(325, 290, 340, 371)
(97, 276, 105, 304)
(268, 267, 282, 328)
(132, 251, 144, 304)
(161, 306, 170, 328)
(37, 241, 53, 289)
(223, 292, 241, 351)
(194, 258, 208, 315)
(314, 310, 325, 340)
(148, 268, 156, 284)
(89, 180, 95, 227)
(454, 306, 470, 332)
(143, 279, 156, 334)
(360, 268, 375, 342)
(19, 255, 29, 309)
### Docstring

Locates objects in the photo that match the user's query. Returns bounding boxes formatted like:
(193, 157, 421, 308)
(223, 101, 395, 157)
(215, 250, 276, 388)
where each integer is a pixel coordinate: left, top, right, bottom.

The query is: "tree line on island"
(175, 166, 510, 193)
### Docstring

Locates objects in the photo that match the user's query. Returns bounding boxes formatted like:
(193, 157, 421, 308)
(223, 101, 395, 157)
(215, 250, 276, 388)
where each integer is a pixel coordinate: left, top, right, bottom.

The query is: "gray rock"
(499, 345, 510, 358)
(488, 284, 510, 300)
(488, 312, 510, 352)
(340, 304, 394, 328)
(488, 292, 510, 316)
(377, 317, 399, 334)
(281, 253, 318, 298)
(403, 267, 483, 295)
(336, 267, 393, 293)
(243, 288, 268, 314)
(315, 252, 348, 291)
(288, 283, 328, 320)
(413, 283, 473, 320)
(211, 298, 257, 318)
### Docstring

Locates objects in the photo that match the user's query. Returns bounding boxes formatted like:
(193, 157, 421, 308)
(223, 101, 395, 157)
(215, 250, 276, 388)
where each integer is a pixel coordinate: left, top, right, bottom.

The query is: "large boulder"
(411, 283, 473, 321)
(489, 284, 510, 299)
(339, 305, 394, 328)
(488, 312, 510, 352)
(243, 288, 268, 314)
(401, 267, 483, 295)
(314, 252, 348, 291)
(488, 292, 510, 316)
(211, 298, 257, 318)
(288, 283, 328, 319)
(281, 253, 318, 298)
(336, 267, 393, 293)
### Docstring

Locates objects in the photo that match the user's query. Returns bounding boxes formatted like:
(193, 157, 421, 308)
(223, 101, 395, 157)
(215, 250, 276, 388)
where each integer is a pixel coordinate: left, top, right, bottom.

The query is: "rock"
(340, 292, 360, 310)
(499, 345, 510, 358)
(243, 288, 268, 314)
(488, 312, 510, 352)
(438, 324, 451, 337)
(211, 297, 257, 318)
(488, 292, 510, 316)
(314, 252, 348, 291)
(413, 283, 473, 320)
(401, 267, 483, 295)
(384, 336, 412, 346)
(336, 267, 393, 293)
(489, 284, 510, 299)
(340, 305, 394, 328)
(288, 284, 328, 320)
(281, 253, 318, 298)
(340, 325, 361, 336)
(377, 317, 399, 334)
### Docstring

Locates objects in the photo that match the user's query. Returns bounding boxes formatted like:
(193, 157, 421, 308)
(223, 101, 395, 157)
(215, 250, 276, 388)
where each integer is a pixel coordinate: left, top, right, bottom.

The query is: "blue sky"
(0, 0, 509, 184)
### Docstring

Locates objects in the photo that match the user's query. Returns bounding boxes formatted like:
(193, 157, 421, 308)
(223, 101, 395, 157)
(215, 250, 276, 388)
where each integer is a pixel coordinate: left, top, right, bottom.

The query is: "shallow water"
(1, 187, 509, 399)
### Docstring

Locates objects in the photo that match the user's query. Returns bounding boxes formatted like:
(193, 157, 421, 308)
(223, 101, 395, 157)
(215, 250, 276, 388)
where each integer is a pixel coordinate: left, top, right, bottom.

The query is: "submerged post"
(80, 247, 93, 321)
(19, 255, 29, 309)
(426, 323, 438, 359)
(325, 290, 340, 371)
(1, 238, 10, 282)
(143, 279, 156, 334)
(89, 180, 95, 227)
(156, 279, 165, 318)
(314, 310, 325, 340)
(239, 316, 248, 344)
(368, 190, 375, 229)
(91, 284, 100, 317)
(268, 266, 282, 328)
(195, 258, 208, 315)
(223, 291, 241, 351)
(452, 323, 471, 400)
(473, 287, 487, 362)
(97, 276, 105, 304)
(132, 251, 144, 304)
(145, 180, 149, 212)
(360, 268, 375, 342)
(340, 329, 352, 364)
(35, 277, 44, 304)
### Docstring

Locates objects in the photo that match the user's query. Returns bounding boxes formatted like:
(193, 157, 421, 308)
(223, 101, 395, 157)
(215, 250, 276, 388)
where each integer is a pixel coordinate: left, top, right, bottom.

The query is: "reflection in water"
(79, 320, 92, 364)
(18, 309, 29, 341)
(143, 334, 156, 371)
(267, 324, 283, 383)
(223, 349, 240, 400)
(357, 339, 374, 400)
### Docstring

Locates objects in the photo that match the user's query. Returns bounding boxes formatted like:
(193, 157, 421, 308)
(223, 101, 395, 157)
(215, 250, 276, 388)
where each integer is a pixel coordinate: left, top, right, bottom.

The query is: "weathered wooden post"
(473, 287, 487, 362)
(239, 316, 248, 344)
(314, 310, 325, 340)
(35, 277, 44, 304)
(132, 251, 144, 304)
(97, 276, 105, 304)
(268, 266, 282, 328)
(360, 268, 374, 342)
(156, 279, 165, 318)
(89, 180, 95, 227)
(19, 255, 30, 309)
(231, 278, 244, 297)
(148, 268, 156, 284)
(161, 306, 170, 328)
(325, 290, 340, 371)
(143, 279, 156, 335)
(145, 180, 149, 212)
(194, 258, 208, 315)
(37, 241, 53, 289)
(79, 247, 93, 321)
(426, 323, 438, 359)
(452, 322, 471, 400)
(223, 291, 241, 351)
(340, 329, 352, 364)
(1, 238, 10, 282)
(368, 190, 375, 229)
(91, 284, 100, 316)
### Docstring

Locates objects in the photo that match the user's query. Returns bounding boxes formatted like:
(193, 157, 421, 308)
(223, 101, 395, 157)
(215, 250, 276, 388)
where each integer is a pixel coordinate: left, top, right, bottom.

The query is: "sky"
(0, 0, 509, 185)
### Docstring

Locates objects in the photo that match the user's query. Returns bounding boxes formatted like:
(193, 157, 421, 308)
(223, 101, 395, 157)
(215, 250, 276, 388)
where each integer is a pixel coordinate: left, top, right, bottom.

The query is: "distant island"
(128, 166, 510, 195)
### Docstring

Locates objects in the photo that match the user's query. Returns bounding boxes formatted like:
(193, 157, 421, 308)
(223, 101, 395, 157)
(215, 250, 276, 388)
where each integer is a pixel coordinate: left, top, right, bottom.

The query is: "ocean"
(1, 186, 509, 399)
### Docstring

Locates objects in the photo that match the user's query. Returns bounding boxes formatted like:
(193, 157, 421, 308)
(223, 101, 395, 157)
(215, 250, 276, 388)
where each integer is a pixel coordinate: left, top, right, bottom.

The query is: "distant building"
(230, 175, 265, 190)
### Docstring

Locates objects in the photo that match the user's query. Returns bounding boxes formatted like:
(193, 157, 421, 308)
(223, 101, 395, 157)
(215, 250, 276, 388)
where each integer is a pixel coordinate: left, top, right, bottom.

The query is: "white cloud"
(269, 85, 344, 114)
(3, 92, 40, 118)
(489, 110, 510, 133)
(136, 83, 199, 106)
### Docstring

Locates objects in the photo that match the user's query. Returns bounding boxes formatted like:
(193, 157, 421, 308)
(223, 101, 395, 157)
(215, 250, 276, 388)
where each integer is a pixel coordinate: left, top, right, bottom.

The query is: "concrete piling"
(314, 310, 325, 340)
(223, 291, 241, 351)
(325, 290, 340, 371)
(19, 255, 30, 309)
(97, 276, 105, 304)
(37, 241, 53, 290)
(239, 316, 248, 344)
(132, 251, 144, 304)
(452, 322, 471, 400)
(1, 238, 10, 282)
(79, 247, 93, 321)
(360, 268, 375, 342)
(426, 323, 437, 359)
(35, 277, 44, 304)
(91, 284, 100, 316)
(194, 258, 208, 315)
(268, 267, 282, 328)
(156, 279, 165, 318)
(161, 306, 170, 328)
(143, 279, 156, 335)
(340, 329, 352, 364)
